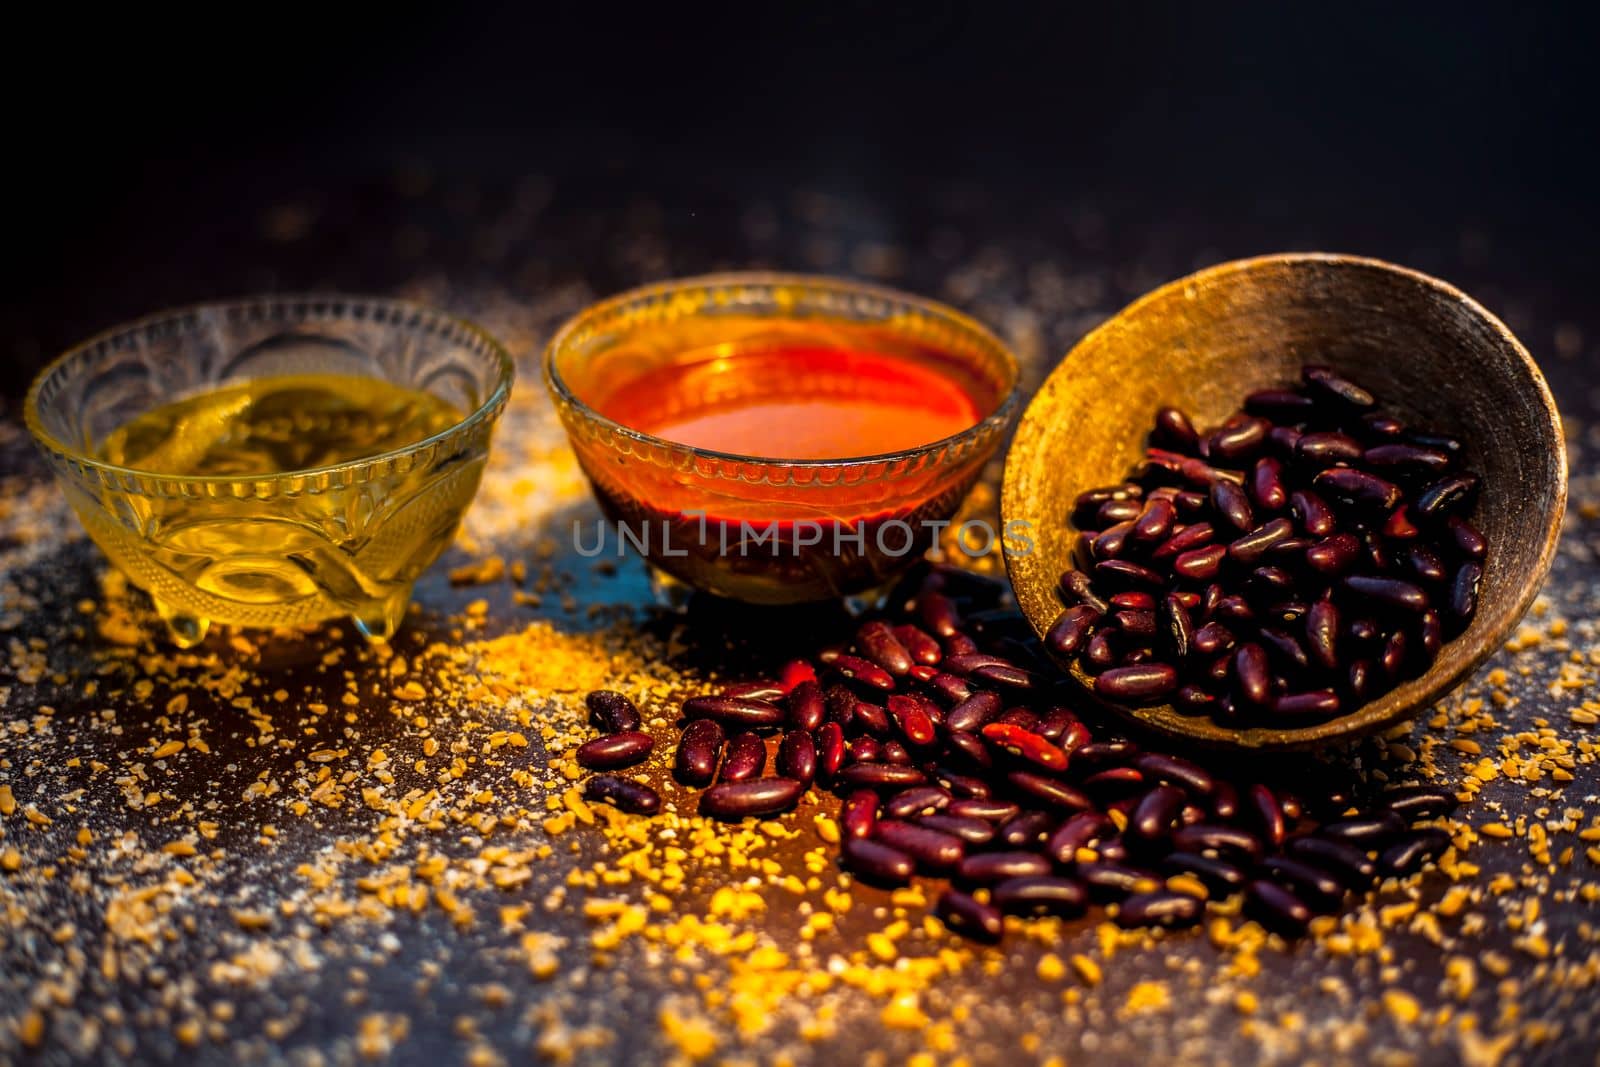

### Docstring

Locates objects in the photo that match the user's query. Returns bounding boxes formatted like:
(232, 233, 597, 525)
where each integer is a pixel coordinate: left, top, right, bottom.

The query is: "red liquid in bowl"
(558, 325, 1013, 604)
(601, 346, 982, 459)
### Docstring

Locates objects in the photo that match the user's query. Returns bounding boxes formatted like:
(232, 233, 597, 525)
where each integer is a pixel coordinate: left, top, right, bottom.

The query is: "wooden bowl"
(1001, 253, 1567, 751)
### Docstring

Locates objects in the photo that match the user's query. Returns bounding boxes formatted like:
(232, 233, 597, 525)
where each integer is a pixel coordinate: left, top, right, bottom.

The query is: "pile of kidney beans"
(1050, 365, 1486, 725)
(578, 560, 1457, 942)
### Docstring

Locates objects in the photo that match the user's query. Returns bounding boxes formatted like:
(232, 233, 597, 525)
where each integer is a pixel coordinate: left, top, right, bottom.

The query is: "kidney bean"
(718, 732, 767, 783)
(997, 810, 1057, 849)
(1379, 630, 1410, 679)
(945, 730, 994, 770)
(1274, 689, 1340, 717)
(1258, 628, 1310, 672)
(885, 786, 952, 820)
(683, 694, 786, 729)
(1246, 783, 1287, 847)
(583, 775, 661, 815)
(885, 694, 936, 746)
(1210, 781, 1239, 820)
(722, 680, 786, 701)
(1117, 891, 1202, 929)
(1382, 785, 1458, 821)
(1162, 850, 1247, 893)
(675, 719, 724, 786)
(1314, 468, 1401, 512)
(1171, 823, 1263, 862)
(948, 798, 1021, 824)
(957, 851, 1053, 884)
(919, 814, 997, 845)
(814, 722, 845, 781)
(1046, 811, 1114, 863)
(1285, 836, 1375, 886)
(873, 819, 965, 872)
(1249, 456, 1288, 511)
(1246, 388, 1316, 419)
(1445, 516, 1486, 559)
(848, 736, 883, 764)
(1364, 442, 1451, 476)
(1297, 431, 1364, 466)
(1320, 811, 1406, 846)
(944, 691, 1002, 734)
(1228, 518, 1295, 565)
(836, 763, 927, 790)
(785, 680, 826, 732)
(1098, 498, 1143, 524)
(1151, 522, 1216, 562)
(700, 777, 803, 820)
(586, 690, 642, 733)
(1095, 663, 1178, 703)
(1153, 406, 1199, 449)
(1129, 784, 1184, 842)
(926, 672, 973, 705)
(1232, 643, 1271, 707)
(934, 889, 1004, 942)
(1208, 480, 1255, 533)
(1173, 544, 1227, 581)
(841, 790, 879, 839)
(982, 722, 1069, 771)
(777, 730, 817, 785)
(1079, 862, 1163, 899)
(842, 837, 914, 885)
(891, 624, 942, 667)
(1302, 532, 1359, 575)
(933, 768, 992, 800)
(1449, 561, 1482, 624)
(1007, 771, 1093, 812)
(1414, 473, 1480, 518)
(1092, 521, 1137, 560)
(1377, 828, 1451, 876)
(576, 731, 654, 770)
(917, 592, 962, 637)
(1260, 855, 1344, 908)
(1246, 878, 1312, 935)
(1404, 544, 1448, 585)
(1303, 365, 1374, 409)
(852, 701, 891, 737)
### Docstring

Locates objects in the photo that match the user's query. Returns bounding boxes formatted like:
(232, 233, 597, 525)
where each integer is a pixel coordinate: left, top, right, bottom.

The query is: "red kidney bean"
(722, 680, 786, 701)
(885, 786, 952, 820)
(993, 876, 1088, 916)
(814, 722, 845, 781)
(917, 592, 961, 637)
(1095, 663, 1178, 702)
(1286, 836, 1375, 886)
(1245, 388, 1317, 419)
(1130, 784, 1185, 842)
(1171, 823, 1263, 862)
(583, 775, 661, 815)
(957, 851, 1053, 884)
(841, 790, 879, 839)
(1303, 598, 1339, 671)
(1110, 591, 1156, 610)
(1130, 496, 1174, 543)
(849, 736, 883, 764)
(1289, 489, 1337, 536)
(1304, 532, 1360, 575)
(943, 632, 978, 656)
(919, 813, 997, 845)
(1343, 575, 1429, 613)
(1246, 878, 1312, 935)
(832, 654, 896, 691)
(1449, 561, 1482, 624)
(683, 695, 786, 729)
(1379, 630, 1410, 679)
(1098, 498, 1143, 524)
(1445, 516, 1486, 558)
(1250, 456, 1288, 511)
(718, 732, 767, 783)
(1418, 609, 1443, 659)
(586, 690, 642, 733)
(1079, 862, 1163, 899)
(1083, 630, 1118, 671)
(1319, 811, 1406, 846)
(932, 769, 991, 800)
(944, 691, 1002, 734)
(1231, 644, 1271, 707)
(1153, 406, 1200, 450)
(1210, 415, 1270, 461)
(1191, 621, 1235, 656)
(934, 889, 1004, 942)
(1364, 442, 1451, 475)
(1161, 850, 1246, 893)
(1047, 811, 1114, 862)
(1296, 431, 1364, 465)
(852, 701, 891, 736)
(675, 719, 724, 786)
(1210, 780, 1239, 820)
(874, 820, 965, 871)
(777, 730, 817, 785)
(1260, 855, 1344, 908)
(1382, 785, 1458, 820)
(701, 777, 804, 820)
(1133, 753, 1214, 797)
(997, 809, 1057, 848)
(1303, 365, 1374, 409)
(949, 798, 1020, 823)
(842, 837, 914, 885)
(1209, 480, 1255, 532)
(1228, 517, 1295, 565)
(982, 722, 1069, 771)
(1151, 521, 1216, 563)
(1257, 626, 1309, 671)
(1058, 568, 1111, 613)
(945, 730, 994, 770)
(1172, 544, 1226, 582)
(1116, 890, 1202, 929)
(1006, 771, 1093, 812)
(994, 708, 1042, 732)
(1158, 594, 1193, 660)
(1091, 521, 1137, 560)
(836, 763, 927, 790)
(1414, 473, 1480, 518)
(1273, 689, 1340, 718)
(576, 731, 655, 770)
(887, 695, 937, 746)
(1096, 559, 1165, 590)
(1082, 767, 1145, 794)
(1383, 505, 1420, 540)
(857, 620, 913, 676)
(1314, 467, 1401, 511)
(1246, 783, 1286, 846)
(891, 624, 942, 666)
(1404, 544, 1448, 585)
(1377, 828, 1450, 876)
(786, 680, 825, 731)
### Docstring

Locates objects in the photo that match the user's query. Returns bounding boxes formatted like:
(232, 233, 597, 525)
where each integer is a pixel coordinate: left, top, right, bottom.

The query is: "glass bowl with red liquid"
(544, 274, 1020, 604)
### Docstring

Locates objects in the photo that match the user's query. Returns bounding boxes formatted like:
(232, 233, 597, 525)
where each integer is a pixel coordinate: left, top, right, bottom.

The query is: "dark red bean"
(945, 691, 1002, 733)
(814, 722, 845, 781)
(1133, 753, 1215, 797)
(1095, 663, 1178, 703)
(1246, 783, 1286, 846)
(1083, 631, 1118, 671)
(1082, 767, 1145, 794)
(701, 777, 804, 820)
(586, 690, 642, 733)
(1286, 836, 1376, 886)
(1210, 415, 1270, 461)
(1418, 609, 1443, 659)
(842, 837, 914, 885)
(1304, 532, 1360, 575)
(1091, 521, 1137, 560)
(849, 736, 883, 764)
(932, 768, 991, 800)
(1251, 456, 1288, 511)
(1172, 544, 1227, 582)
(1161, 851, 1247, 893)
(945, 730, 994, 770)
(583, 775, 661, 815)
(886, 694, 937, 746)
(841, 790, 879, 839)
(1380, 629, 1410, 679)
(1344, 575, 1430, 613)
(957, 851, 1053, 884)
(1274, 689, 1340, 718)
(934, 889, 1004, 942)
(1078, 862, 1163, 899)
(971, 662, 1042, 691)
(1043, 605, 1099, 661)
(1405, 544, 1448, 586)
(1210, 781, 1239, 820)
(835, 763, 927, 790)
(786, 680, 826, 731)
(1314, 468, 1401, 512)
(1414, 474, 1480, 519)
(998, 810, 1057, 848)
(1449, 561, 1482, 624)
(1260, 855, 1344, 908)
(874, 819, 965, 871)
(1359, 413, 1406, 440)
(1406, 430, 1464, 457)
(683, 695, 786, 729)
(926, 672, 972, 705)
(949, 798, 1020, 823)
(1093, 559, 1165, 590)
(1445, 516, 1487, 559)
(892, 624, 943, 666)
(1246, 878, 1312, 935)
(1296, 431, 1364, 466)
(917, 592, 961, 637)
(1117, 891, 1202, 929)
(884, 786, 952, 820)
(777, 730, 817, 785)
(1232, 643, 1271, 707)
(857, 621, 914, 677)
(1210, 480, 1255, 532)
(993, 876, 1088, 916)
(1098, 498, 1143, 524)
(1130, 497, 1175, 543)
(1267, 424, 1303, 456)
(1170, 823, 1263, 862)
(833, 654, 896, 691)
(918, 814, 997, 845)
(1377, 828, 1451, 876)
(1227, 518, 1295, 564)
(722, 680, 786, 701)
(675, 719, 724, 786)
(1320, 811, 1406, 846)
(576, 731, 655, 770)
(852, 701, 891, 736)
(1290, 489, 1337, 537)
(1058, 569, 1111, 613)
(718, 732, 767, 783)
(1152, 406, 1200, 450)
(1304, 598, 1340, 671)
(1006, 771, 1093, 812)
(1157, 594, 1193, 661)
(1151, 522, 1217, 562)
(942, 653, 1011, 676)
(1384, 505, 1421, 540)
(1046, 811, 1115, 863)
(1382, 785, 1459, 821)
(1303, 365, 1374, 409)
(1130, 784, 1185, 842)
(1245, 387, 1317, 418)
(1192, 621, 1235, 656)
(981, 722, 1069, 771)
(1363, 443, 1451, 476)
(943, 632, 978, 657)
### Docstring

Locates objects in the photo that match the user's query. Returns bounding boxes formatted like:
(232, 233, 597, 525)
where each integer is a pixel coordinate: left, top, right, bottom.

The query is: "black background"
(4, 1, 1596, 395)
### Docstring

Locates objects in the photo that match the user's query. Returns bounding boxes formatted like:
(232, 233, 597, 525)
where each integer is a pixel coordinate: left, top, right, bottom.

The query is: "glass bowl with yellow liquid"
(24, 296, 514, 646)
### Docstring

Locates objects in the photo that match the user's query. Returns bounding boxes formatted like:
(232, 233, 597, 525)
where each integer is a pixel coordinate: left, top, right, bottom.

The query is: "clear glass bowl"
(25, 295, 514, 646)
(544, 273, 1020, 604)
